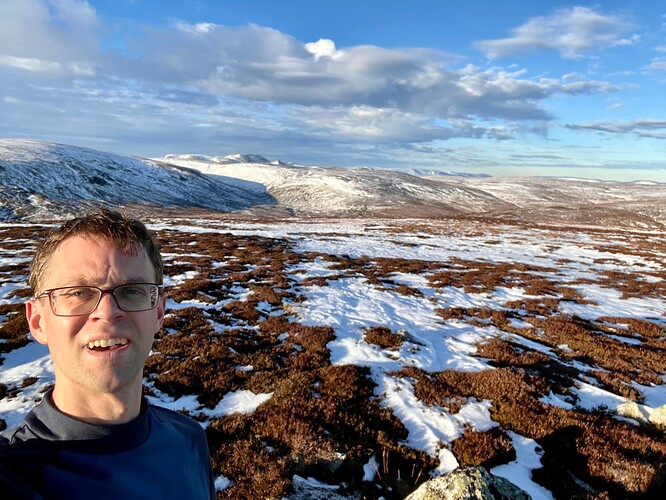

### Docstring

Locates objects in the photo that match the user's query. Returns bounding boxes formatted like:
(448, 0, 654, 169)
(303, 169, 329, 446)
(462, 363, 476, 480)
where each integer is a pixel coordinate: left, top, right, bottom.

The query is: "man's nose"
(92, 290, 125, 317)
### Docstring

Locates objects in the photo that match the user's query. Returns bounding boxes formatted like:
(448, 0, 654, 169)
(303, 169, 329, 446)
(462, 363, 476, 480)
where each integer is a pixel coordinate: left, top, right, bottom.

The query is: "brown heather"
(0, 217, 665, 498)
(364, 326, 404, 350)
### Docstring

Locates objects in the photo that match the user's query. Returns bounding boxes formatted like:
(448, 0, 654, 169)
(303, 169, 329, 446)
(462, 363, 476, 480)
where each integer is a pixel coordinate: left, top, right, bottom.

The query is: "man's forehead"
(50, 235, 143, 258)
(44, 236, 152, 277)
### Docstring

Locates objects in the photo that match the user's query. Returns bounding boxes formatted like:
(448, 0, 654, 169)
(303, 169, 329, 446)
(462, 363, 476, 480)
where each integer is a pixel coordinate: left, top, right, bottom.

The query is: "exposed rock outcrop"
(617, 402, 666, 430)
(405, 466, 531, 500)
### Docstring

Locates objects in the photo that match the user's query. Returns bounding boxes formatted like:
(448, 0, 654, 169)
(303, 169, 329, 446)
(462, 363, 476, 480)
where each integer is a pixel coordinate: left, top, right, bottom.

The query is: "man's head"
(25, 208, 167, 420)
(29, 208, 163, 295)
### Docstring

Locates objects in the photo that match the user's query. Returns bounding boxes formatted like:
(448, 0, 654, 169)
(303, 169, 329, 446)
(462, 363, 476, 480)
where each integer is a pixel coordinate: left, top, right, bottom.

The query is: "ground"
(1, 214, 665, 499)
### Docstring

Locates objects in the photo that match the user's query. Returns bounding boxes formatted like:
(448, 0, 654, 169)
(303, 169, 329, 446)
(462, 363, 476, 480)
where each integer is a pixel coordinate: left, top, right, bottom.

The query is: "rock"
(404, 466, 531, 500)
(649, 405, 666, 430)
(617, 401, 651, 424)
(617, 402, 666, 430)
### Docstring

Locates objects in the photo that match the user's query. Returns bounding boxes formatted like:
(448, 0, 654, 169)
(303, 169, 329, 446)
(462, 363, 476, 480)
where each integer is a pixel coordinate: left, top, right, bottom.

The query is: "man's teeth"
(87, 338, 129, 349)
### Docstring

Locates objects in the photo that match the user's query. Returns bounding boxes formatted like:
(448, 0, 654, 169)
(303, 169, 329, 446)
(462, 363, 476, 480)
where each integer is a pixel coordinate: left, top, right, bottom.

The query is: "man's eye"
(119, 285, 147, 297)
(61, 288, 95, 299)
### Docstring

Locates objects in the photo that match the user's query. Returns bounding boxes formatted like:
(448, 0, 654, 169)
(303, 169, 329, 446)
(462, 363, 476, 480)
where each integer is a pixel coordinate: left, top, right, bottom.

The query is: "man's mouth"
(86, 338, 129, 351)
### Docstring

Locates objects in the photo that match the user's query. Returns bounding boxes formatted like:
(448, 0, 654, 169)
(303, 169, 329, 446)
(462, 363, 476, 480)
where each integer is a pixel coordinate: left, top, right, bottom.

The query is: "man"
(0, 208, 215, 499)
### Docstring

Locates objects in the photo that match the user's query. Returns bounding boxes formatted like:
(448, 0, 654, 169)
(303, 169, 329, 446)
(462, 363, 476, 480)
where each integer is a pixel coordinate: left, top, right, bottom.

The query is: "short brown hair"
(29, 208, 163, 295)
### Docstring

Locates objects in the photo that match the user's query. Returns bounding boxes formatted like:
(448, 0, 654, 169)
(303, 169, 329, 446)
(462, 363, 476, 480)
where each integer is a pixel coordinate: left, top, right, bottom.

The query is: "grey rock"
(405, 466, 531, 500)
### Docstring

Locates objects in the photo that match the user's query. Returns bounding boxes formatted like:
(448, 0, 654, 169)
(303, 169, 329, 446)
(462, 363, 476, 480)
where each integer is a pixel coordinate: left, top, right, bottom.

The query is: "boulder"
(649, 405, 666, 430)
(617, 401, 666, 430)
(405, 466, 531, 500)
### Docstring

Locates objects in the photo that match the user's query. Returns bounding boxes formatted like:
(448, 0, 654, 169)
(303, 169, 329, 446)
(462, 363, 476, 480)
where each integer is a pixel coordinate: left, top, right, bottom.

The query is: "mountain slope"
(1, 139, 664, 228)
(0, 140, 272, 220)
(451, 175, 666, 228)
(158, 154, 515, 216)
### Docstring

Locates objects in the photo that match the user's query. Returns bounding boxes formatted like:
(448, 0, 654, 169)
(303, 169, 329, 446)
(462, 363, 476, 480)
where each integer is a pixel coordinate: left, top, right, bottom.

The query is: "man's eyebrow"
(54, 276, 153, 287)
(118, 277, 155, 285)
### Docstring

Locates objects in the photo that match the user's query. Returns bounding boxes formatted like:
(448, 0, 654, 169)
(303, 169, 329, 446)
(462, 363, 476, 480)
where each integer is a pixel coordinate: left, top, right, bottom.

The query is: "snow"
(2, 139, 666, 228)
(202, 390, 273, 419)
(0, 139, 271, 220)
(363, 455, 379, 481)
(214, 475, 232, 492)
(1, 217, 665, 498)
(491, 432, 554, 500)
(0, 341, 53, 429)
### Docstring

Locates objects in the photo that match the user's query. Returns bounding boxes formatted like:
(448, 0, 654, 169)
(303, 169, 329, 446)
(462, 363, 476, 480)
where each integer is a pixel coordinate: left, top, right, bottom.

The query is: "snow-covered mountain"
(158, 152, 666, 228)
(1, 139, 664, 228)
(0, 139, 272, 220)
(446, 175, 666, 228)
(158, 153, 512, 216)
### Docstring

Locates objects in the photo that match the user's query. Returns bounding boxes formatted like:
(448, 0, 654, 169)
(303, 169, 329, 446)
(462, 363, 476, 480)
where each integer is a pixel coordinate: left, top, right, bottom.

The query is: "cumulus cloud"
(0, 0, 102, 75)
(475, 6, 638, 59)
(119, 21, 619, 124)
(305, 39, 344, 60)
(0, 0, 635, 162)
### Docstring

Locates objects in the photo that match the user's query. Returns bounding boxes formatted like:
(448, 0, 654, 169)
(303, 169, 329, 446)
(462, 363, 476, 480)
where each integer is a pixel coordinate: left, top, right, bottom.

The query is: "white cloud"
(0, 55, 62, 73)
(475, 7, 637, 59)
(0, 2, 643, 168)
(305, 39, 344, 61)
(644, 57, 666, 72)
(567, 118, 666, 134)
(0, 0, 102, 75)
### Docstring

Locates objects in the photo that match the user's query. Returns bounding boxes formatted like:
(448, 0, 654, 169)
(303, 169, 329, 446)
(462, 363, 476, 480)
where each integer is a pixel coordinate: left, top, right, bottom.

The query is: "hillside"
(0, 139, 272, 220)
(160, 153, 666, 227)
(0, 139, 665, 229)
(161, 153, 513, 216)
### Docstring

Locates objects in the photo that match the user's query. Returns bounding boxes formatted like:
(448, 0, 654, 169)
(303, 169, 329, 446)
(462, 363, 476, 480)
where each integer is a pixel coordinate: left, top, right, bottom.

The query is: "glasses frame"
(36, 283, 164, 317)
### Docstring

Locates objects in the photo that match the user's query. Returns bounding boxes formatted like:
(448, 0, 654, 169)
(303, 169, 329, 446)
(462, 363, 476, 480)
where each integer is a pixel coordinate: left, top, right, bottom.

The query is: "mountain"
(162, 153, 273, 165)
(446, 175, 666, 228)
(158, 154, 513, 217)
(158, 153, 666, 228)
(1, 139, 665, 228)
(0, 139, 272, 220)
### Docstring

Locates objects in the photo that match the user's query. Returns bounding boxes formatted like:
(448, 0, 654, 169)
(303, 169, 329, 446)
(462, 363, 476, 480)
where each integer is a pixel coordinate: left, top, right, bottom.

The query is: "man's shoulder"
(0, 412, 40, 447)
(147, 403, 207, 442)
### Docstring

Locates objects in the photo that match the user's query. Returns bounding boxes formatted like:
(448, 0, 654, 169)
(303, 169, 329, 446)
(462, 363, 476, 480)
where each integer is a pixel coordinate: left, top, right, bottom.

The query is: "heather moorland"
(1, 214, 665, 499)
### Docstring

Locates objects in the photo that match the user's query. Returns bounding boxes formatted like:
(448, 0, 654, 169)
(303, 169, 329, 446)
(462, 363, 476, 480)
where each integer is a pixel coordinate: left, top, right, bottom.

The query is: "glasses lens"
(51, 287, 101, 316)
(114, 284, 159, 311)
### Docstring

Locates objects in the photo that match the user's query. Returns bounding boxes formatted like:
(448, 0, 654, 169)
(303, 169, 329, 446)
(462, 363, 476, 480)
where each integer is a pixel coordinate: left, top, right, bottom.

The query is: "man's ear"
(155, 293, 167, 331)
(26, 299, 48, 345)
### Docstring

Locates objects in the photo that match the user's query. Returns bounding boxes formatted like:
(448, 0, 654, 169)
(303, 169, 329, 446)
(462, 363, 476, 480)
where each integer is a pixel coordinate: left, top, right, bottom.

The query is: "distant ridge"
(163, 153, 272, 165)
(406, 169, 491, 178)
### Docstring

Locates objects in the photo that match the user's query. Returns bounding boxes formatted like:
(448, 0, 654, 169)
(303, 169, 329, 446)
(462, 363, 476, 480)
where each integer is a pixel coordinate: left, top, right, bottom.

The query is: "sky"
(1, 1, 665, 181)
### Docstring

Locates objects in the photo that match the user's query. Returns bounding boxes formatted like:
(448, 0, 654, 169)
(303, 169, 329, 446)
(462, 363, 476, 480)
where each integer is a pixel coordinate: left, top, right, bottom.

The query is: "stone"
(404, 466, 531, 500)
(648, 404, 666, 430)
(617, 401, 651, 424)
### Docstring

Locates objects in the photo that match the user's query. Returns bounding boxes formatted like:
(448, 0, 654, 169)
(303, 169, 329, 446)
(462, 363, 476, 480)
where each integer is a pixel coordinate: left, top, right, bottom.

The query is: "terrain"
(0, 139, 665, 498)
(1, 214, 665, 499)
(1, 139, 665, 228)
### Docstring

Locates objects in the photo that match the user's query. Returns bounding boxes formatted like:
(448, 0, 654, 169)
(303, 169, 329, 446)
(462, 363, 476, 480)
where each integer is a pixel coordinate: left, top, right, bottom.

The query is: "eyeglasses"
(36, 283, 163, 317)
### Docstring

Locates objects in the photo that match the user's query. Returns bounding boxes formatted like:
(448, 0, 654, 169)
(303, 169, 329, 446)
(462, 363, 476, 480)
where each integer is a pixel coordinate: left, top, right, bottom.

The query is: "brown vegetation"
(1, 217, 665, 499)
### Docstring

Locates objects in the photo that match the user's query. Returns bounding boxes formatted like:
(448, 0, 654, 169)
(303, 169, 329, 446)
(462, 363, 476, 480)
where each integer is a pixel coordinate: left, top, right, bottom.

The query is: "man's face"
(26, 235, 166, 398)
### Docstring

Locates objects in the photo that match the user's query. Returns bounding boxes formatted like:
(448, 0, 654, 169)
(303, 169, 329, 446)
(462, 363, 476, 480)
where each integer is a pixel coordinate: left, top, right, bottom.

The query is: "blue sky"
(1, 1, 665, 181)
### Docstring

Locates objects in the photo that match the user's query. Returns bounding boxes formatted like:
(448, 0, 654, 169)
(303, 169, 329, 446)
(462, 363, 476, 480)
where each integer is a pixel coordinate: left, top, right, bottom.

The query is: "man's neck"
(51, 381, 143, 425)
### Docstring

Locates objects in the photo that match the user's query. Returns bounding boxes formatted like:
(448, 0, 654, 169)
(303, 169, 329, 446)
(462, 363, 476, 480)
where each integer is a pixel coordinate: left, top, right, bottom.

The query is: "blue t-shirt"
(0, 390, 215, 499)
